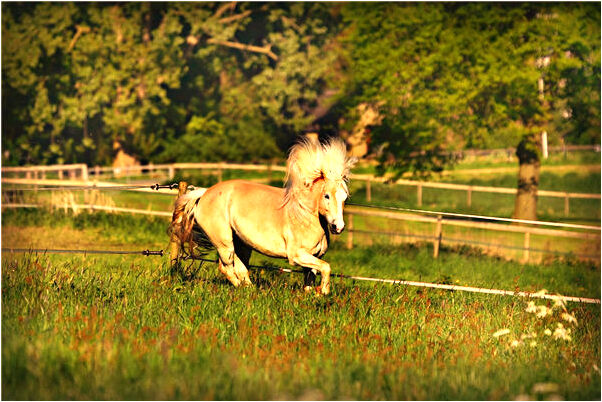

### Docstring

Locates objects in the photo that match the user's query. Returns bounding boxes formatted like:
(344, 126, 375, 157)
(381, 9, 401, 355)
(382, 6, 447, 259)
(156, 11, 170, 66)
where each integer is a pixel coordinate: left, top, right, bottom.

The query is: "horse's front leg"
(291, 251, 331, 295)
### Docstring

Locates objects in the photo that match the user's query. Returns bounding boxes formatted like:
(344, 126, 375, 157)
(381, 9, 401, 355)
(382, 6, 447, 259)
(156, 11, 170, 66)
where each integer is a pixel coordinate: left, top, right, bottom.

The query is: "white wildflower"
(532, 382, 559, 394)
(536, 305, 551, 318)
(493, 328, 511, 338)
(553, 323, 572, 341)
(510, 339, 520, 348)
(521, 332, 537, 340)
(525, 301, 538, 313)
(529, 340, 537, 348)
(552, 298, 566, 311)
(533, 289, 548, 297)
(561, 312, 577, 326)
(544, 328, 552, 336)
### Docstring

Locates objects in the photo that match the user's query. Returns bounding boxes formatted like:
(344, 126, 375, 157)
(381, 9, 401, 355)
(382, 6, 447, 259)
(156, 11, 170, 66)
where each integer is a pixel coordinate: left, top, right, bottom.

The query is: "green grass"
(2, 209, 601, 400)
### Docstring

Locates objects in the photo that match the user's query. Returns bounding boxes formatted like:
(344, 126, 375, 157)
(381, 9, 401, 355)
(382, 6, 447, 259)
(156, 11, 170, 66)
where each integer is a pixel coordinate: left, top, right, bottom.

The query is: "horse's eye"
(324, 194, 330, 200)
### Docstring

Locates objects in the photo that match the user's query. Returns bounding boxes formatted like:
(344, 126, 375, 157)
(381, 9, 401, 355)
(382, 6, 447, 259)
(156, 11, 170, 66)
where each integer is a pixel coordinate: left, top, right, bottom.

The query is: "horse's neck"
(284, 187, 321, 226)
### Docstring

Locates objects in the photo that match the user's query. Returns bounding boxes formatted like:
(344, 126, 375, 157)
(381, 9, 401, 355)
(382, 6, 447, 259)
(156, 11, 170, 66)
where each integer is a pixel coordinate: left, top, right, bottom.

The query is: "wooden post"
(467, 187, 472, 208)
(346, 213, 354, 250)
(217, 166, 223, 183)
(58, 170, 63, 180)
(169, 181, 188, 267)
(366, 179, 372, 202)
(433, 215, 443, 258)
(81, 165, 88, 181)
(523, 232, 530, 262)
(564, 193, 570, 217)
(417, 183, 423, 207)
(168, 165, 175, 180)
(94, 165, 100, 178)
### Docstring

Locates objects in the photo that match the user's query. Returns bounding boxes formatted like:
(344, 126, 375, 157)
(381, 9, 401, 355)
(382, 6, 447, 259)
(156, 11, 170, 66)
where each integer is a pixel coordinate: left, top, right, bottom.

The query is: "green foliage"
(340, 3, 600, 177)
(2, 3, 599, 179)
(2, 3, 339, 165)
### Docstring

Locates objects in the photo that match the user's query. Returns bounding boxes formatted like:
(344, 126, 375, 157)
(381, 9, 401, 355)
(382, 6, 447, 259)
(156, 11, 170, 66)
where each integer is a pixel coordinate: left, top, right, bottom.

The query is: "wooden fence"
(344, 205, 600, 263)
(3, 161, 600, 217)
(2, 194, 599, 263)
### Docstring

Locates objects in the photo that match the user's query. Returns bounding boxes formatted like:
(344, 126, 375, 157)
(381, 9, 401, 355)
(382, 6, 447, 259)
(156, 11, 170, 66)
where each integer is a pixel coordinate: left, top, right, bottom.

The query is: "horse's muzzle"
(329, 224, 344, 234)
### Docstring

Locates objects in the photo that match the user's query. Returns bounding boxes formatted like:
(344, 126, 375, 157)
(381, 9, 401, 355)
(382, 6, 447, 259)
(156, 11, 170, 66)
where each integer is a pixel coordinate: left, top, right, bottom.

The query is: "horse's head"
(284, 137, 356, 232)
(318, 179, 348, 234)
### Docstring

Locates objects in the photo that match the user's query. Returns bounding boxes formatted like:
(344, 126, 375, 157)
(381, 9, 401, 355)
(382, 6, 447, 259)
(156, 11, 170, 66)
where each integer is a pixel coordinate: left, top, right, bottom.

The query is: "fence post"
(433, 214, 442, 258)
(58, 170, 63, 180)
(94, 165, 100, 178)
(217, 165, 223, 182)
(564, 193, 570, 217)
(366, 179, 372, 203)
(169, 181, 188, 268)
(168, 165, 175, 180)
(346, 213, 354, 250)
(81, 164, 89, 181)
(467, 187, 472, 208)
(417, 183, 423, 207)
(523, 232, 530, 262)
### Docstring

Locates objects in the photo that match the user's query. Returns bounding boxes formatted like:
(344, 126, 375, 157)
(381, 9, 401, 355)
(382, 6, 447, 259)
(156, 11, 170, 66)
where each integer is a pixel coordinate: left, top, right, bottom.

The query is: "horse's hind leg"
(218, 255, 241, 287)
(303, 268, 317, 292)
(233, 236, 252, 286)
(215, 243, 242, 287)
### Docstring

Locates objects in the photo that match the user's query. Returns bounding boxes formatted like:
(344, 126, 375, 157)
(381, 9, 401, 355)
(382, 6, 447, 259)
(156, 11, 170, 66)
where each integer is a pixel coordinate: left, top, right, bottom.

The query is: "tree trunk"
(513, 134, 541, 221)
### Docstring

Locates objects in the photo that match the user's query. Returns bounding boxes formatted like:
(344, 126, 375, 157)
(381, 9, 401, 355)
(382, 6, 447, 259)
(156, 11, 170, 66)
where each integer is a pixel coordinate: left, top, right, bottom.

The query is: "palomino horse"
(170, 137, 355, 294)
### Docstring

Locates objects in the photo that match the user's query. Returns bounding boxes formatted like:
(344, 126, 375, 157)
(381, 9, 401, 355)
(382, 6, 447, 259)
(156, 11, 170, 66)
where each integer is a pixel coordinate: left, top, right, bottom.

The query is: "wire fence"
(1, 177, 600, 303)
(3, 247, 599, 305)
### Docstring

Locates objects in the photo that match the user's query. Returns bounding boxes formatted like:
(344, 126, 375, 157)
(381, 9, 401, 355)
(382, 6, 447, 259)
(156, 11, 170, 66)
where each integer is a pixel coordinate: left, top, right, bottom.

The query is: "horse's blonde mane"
(283, 137, 356, 216)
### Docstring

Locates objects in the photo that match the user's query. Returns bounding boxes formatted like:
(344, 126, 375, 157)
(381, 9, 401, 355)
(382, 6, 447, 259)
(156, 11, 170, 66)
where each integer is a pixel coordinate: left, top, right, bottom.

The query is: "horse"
(169, 137, 356, 295)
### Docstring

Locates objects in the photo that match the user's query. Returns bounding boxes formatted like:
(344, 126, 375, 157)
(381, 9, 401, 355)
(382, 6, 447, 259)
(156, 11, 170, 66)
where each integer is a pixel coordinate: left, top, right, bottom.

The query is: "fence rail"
(3, 162, 599, 207)
(3, 196, 600, 263)
(344, 206, 600, 263)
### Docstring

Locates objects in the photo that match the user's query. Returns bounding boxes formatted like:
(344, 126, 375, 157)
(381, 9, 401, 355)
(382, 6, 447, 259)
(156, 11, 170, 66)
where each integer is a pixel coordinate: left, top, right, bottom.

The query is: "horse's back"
(196, 180, 288, 257)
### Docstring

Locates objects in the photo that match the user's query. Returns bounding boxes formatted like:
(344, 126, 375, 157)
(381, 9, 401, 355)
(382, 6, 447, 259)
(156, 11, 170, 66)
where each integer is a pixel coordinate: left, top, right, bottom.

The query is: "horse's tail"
(169, 188, 214, 256)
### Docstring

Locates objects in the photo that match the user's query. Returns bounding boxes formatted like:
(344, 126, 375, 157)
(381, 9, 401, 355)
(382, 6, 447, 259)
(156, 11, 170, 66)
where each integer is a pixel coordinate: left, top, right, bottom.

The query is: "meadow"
(2, 209, 600, 400)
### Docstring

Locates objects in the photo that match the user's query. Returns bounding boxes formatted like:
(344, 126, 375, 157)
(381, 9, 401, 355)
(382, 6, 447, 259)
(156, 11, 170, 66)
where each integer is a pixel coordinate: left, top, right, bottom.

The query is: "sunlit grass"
(2, 210, 600, 400)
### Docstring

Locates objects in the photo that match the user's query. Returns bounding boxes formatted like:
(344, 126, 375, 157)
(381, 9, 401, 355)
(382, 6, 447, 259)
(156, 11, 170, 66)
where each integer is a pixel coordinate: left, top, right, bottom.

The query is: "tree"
(2, 3, 341, 165)
(340, 3, 600, 219)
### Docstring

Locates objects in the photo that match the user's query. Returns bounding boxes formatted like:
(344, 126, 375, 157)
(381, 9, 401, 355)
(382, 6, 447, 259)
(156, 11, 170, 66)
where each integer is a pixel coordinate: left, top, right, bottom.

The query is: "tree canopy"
(2, 2, 600, 174)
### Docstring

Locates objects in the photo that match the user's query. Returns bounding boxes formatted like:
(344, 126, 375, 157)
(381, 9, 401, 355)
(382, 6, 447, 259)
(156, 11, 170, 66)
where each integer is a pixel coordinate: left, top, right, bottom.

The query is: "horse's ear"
(309, 171, 325, 187)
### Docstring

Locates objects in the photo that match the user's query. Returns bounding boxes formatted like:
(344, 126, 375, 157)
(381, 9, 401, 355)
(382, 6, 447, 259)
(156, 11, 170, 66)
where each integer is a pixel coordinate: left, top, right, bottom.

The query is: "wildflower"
(561, 312, 577, 326)
(525, 301, 538, 313)
(552, 298, 566, 311)
(544, 329, 552, 336)
(532, 382, 559, 394)
(536, 305, 550, 318)
(553, 323, 572, 341)
(521, 332, 537, 340)
(529, 341, 537, 348)
(533, 289, 548, 297)
(510, 339, 520, 348)
(493, 328, 511, 338)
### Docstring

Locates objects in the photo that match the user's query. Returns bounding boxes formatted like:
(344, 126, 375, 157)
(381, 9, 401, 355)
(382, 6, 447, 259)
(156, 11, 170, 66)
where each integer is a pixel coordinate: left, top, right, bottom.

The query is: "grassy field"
(2, 209, 600, 400)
